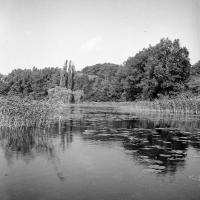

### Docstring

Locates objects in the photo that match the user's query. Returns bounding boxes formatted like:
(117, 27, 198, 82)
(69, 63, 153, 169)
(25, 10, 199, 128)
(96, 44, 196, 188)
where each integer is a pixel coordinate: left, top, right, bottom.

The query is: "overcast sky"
(0, 0, 199, 74)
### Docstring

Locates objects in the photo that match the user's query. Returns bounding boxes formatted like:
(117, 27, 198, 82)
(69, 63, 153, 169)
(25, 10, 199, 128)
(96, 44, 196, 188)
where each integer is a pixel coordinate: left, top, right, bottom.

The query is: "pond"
(0, 105, 200, 200)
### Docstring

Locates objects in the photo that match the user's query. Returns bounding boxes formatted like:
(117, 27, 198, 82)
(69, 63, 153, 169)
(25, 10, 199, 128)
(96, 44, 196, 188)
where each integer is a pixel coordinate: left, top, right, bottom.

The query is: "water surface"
(1, 105, 200, 200)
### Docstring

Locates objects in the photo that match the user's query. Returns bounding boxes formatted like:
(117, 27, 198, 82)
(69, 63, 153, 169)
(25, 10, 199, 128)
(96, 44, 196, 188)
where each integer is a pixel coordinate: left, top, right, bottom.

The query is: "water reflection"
(1, 107, 200, 176)
(81, 117, 200, 174)
(1, 106, 200, 199)
(0, 121, 75, 155)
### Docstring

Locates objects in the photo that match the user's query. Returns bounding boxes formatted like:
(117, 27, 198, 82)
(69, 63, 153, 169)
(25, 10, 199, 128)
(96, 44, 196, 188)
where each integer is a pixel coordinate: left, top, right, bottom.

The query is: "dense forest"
(0, 38, 200, 102)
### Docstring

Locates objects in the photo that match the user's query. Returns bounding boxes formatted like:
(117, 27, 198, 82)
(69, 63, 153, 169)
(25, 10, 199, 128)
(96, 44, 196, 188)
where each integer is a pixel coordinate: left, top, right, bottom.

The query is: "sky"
(0, 0, 199, 74)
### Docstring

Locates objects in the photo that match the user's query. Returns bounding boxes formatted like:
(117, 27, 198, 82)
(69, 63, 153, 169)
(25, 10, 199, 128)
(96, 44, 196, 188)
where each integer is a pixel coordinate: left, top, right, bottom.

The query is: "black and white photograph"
(0, 0, 200, 199)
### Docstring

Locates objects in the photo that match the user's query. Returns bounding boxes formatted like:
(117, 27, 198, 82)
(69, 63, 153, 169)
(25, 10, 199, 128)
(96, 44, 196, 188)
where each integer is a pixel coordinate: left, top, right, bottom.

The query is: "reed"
(0, 96, 53, 128)
(118, 96, 200, 115)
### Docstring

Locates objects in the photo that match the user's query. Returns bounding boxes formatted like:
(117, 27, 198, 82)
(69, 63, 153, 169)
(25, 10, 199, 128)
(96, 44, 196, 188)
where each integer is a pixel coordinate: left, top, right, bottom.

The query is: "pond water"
(1, 105, 200, 200)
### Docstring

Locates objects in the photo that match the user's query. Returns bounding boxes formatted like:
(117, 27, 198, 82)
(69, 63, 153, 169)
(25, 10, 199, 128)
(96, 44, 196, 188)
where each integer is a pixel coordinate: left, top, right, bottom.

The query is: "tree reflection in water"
(80, 115, 200, 175)
(0, 120, 75, 181)
(1, 106, 200, 177)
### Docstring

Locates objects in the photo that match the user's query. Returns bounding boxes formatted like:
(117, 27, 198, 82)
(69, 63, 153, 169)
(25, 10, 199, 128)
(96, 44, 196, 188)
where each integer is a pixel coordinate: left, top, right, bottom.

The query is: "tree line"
(0, 38, 199, 101)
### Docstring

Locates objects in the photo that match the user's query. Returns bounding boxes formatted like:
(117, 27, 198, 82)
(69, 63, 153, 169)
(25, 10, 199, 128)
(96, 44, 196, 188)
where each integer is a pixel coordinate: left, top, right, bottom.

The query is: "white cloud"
(79, 36, 103, 53)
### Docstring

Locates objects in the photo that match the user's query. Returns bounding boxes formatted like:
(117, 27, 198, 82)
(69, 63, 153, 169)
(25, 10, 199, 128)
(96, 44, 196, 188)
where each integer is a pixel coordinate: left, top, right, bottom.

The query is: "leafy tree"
(4, 67, 60, 99)
(122, 38, 191, 100)
(0, 38, 193, 102)
(79, 63, 120, 101)
(48, 86, 83, 104)
(67, 60, 75, 91)
(82, 63, 119, 79)
(0, 73, 9, 95)
(60, 60, 68, 87)
(188, 60, 200, 95)
(190, 60, 200, 76)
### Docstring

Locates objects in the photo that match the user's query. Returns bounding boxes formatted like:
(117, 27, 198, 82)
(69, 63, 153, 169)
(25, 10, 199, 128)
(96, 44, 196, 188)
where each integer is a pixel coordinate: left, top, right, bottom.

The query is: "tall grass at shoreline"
(1, 95, 200, 129)
(118, 96, 200, 115)
(0, 97, 53, 128)
(56, 96, 200, 116)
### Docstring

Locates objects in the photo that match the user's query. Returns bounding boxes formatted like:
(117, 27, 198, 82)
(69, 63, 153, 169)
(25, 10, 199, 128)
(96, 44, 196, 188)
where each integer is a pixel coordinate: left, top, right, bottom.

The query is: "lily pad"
(148, 165, 166, 170)
(142, 169, 162, 174)
(159, 154, 171, 158)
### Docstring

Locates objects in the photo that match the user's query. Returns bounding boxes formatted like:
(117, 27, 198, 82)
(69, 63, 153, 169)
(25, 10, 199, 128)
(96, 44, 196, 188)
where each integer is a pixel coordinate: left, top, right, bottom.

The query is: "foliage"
(2, 67, 60, 99)
(77, 63, 120, 101)
(0, 74, 9, 95)
(0, 96, 53, 128)
(119, 95, 200, 115)
(76, 39, 191, 101)
(56, 60, 77, 103)
(48, 86, 83, 104)
(67, 60, 76, 91)
(59, 59, 76, 90)
(60, 60, 68, 87)
(190, 60, 200, 76)
(120, 38, 191, 100)
(0, 39, 196, 102)
(188, 61, 200, 95)
(188, 76, 200, 95)
(82, 63, 119, 78)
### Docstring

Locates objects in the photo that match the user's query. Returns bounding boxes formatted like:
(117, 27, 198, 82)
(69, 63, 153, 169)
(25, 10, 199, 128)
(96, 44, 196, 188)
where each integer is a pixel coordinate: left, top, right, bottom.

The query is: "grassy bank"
(55, 96, 200, 115)
(118, 97, 200, 115)
(1, 95, 200, 129)
(48, 96, 200, 116)
(0, 96, 53, 128)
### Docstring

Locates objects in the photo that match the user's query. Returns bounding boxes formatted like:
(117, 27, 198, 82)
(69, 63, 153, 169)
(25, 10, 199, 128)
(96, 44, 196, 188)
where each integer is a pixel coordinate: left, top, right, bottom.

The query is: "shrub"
(48, 86, 84, 104)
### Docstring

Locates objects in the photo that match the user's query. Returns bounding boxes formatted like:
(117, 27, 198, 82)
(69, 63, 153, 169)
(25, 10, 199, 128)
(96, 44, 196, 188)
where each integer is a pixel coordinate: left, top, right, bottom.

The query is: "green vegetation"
(0, 59, 84, 129)
(188, 60, 200, 95)
(1, 38, 194, 102)
(49, 59, 83, 103)
(0, 67, 60, 99)
(48, 86, 83, 104)
(0, 37, 200, 124)
(118, 95, 200, 115)
(0, 96, 53, 128)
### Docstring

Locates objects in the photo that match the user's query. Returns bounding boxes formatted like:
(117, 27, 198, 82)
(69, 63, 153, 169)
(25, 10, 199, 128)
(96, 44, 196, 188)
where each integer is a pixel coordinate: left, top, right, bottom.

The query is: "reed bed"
(118, 96, 200, 115)
(0, 96, 53, 129)
(1, 95, 200, 129)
